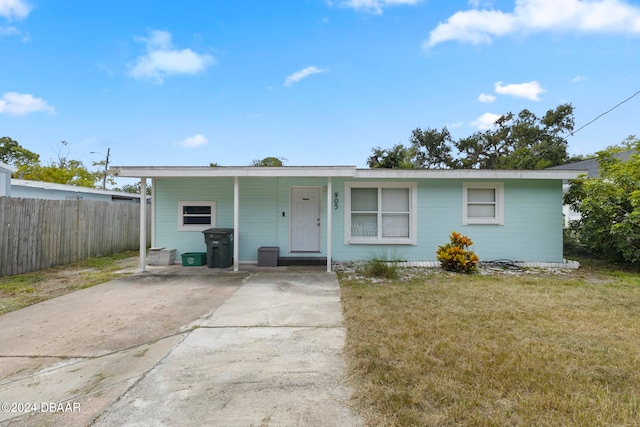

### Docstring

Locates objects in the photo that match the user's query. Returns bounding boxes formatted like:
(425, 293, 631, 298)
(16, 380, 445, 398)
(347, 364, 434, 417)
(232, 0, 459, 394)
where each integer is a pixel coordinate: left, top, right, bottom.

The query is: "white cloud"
(468, 0, 495, 7)
(471, 112, 501, 130)
(494, 80, 545, 101)
(136, 29, 172, 50)
(334, 0, 422, 14)
(425, 0, 640, 48)
(0, 92, 56, 116)
(0, 0, 31, 20)
(0, 25, 17, 35)
(128, 30, 214, 84)
(572, 74, 586, 82)
(179, 134, 208, 148)
(0, 25, 28, 41)
(478, 93, 496, 103)
(284, 66, 326, 87)
(447, 121, 464, 129)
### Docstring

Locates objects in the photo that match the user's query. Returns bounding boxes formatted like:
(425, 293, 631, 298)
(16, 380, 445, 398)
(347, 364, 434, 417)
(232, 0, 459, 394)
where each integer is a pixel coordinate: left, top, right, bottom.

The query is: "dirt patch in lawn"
(0, 252, 139, 316)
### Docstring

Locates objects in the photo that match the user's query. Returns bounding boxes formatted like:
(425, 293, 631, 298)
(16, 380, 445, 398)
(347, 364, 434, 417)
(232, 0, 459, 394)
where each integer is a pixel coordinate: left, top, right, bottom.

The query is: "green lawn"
(338, 263, 640, 426)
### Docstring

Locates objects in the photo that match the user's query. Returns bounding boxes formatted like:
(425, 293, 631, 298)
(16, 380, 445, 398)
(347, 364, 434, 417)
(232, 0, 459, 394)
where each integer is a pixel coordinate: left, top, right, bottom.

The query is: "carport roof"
(110, 165, 587, 180)
(0, 161, 16, 173)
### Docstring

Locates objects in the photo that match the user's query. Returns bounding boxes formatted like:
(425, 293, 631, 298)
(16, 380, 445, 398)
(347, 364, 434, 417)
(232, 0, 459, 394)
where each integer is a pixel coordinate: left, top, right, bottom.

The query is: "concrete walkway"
(0, 267, 362, 427)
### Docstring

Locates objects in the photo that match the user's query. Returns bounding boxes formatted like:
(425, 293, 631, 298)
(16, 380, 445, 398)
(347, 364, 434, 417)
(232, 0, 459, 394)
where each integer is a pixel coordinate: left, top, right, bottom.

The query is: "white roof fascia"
(0, 162, 17, 173)
(353, 169, 588, 180)
(110, 166, 588, 180)
(110, 166, 358, 178)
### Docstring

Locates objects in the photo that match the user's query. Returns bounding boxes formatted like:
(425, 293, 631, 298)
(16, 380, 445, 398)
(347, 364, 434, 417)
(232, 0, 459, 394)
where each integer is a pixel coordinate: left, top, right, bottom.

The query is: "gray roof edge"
(110, 165, 586, 180)
(12, 179, 142, 197)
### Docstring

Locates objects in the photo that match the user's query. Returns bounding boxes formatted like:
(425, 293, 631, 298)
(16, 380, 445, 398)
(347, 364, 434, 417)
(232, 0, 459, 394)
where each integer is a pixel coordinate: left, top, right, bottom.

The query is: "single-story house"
(110, 166, 586, 272)
(0, 162, 16, 197)
(548, 150, 636, 179)
(548, 150, 636, 226)
(9, 179, 143, 202)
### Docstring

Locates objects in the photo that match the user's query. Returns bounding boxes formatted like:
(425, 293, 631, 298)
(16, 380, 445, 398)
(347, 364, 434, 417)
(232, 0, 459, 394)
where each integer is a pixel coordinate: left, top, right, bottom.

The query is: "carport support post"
(139, 177, 147, 272)
(233, 176, 239, 272)
(326, 177, 332, 273)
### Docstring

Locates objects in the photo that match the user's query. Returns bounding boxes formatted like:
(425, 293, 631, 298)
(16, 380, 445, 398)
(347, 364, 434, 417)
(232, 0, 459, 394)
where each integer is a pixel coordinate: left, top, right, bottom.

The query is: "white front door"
(290, 187, 321, 252)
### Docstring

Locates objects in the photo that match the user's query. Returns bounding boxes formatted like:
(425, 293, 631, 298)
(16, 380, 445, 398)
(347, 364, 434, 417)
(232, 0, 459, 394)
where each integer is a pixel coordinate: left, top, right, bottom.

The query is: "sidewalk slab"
(0, 335, 185, 427)
(94, 327, 360, 426)
(198, 272, 344, 328)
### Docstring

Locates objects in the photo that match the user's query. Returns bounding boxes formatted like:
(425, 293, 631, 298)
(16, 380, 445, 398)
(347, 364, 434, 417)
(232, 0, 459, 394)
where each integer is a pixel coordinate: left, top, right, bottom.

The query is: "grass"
(338, 264, 640, 426)
(0, 251, 138, 316)
(363, 259, 400, 280)
(363, 248, 403, 279)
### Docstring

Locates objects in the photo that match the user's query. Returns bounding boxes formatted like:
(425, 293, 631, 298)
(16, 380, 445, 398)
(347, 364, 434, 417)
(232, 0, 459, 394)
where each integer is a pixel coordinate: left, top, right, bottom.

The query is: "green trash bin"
(202, 228, 234, 268)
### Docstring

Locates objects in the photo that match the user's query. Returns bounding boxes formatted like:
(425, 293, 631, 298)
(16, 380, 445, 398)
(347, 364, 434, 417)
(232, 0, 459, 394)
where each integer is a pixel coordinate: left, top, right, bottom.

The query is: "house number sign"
(334, 192, 339, 210)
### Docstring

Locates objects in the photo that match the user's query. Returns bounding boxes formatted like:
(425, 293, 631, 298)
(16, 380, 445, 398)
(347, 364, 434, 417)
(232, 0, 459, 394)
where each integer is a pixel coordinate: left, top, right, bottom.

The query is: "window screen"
(347, 184, 415, 243)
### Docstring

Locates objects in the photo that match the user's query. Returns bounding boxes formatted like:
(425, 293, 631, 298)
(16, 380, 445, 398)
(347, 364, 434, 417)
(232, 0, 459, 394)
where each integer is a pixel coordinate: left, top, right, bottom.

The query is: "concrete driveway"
(0, 266, 362, 427)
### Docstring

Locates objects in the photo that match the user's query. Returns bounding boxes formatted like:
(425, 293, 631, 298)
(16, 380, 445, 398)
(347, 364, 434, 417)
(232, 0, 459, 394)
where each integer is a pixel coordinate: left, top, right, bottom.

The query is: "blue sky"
(1, 0, 639, 181)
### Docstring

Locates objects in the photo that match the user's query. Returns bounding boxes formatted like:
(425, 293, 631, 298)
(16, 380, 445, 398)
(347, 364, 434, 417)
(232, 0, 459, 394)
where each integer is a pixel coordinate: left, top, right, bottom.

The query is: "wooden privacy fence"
(0, 197, 150, 276)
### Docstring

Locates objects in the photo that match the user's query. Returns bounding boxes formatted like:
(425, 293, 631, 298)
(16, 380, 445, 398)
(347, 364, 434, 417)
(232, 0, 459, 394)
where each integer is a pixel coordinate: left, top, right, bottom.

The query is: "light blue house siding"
(329, 178, 562, 263)
(154, 177, 330, 261)
(155, 177, 232, 256)
(153, 176, 563, 263)
(438, 178, 562, 262)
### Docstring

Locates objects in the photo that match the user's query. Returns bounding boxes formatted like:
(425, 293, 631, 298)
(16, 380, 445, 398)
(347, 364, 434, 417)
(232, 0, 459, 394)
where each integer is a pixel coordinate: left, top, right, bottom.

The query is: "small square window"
(462, 183, 504, 225)
(178, 201, 216, 231)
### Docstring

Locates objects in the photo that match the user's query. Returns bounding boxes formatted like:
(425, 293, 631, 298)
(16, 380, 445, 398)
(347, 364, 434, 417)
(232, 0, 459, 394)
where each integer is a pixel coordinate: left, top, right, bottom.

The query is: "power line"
(571, 89, 640, 136)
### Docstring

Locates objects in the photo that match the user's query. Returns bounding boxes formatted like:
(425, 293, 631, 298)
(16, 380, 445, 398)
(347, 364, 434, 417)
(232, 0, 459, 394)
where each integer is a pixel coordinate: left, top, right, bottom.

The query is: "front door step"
(277, 257, 327, 266)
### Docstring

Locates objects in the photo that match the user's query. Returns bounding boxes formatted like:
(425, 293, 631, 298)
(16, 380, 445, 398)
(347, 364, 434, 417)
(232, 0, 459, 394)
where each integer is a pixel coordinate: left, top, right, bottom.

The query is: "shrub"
(564, 138, 640, 264)
(363, 249, 402, 279)
(364, 259, 399, 279)
(436, 231, 479, 273)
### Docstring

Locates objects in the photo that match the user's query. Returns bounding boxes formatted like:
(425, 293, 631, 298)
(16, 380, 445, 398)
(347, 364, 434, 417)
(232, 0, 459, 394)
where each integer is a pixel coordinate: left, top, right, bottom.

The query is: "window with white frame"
(462, 182, 504, 225)
(345, 182, 417, 244)
(178, 201, 216, 231)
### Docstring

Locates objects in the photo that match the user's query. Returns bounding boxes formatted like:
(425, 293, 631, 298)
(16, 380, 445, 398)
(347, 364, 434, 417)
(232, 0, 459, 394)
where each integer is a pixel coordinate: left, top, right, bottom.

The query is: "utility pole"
(102, 148, 110, 190)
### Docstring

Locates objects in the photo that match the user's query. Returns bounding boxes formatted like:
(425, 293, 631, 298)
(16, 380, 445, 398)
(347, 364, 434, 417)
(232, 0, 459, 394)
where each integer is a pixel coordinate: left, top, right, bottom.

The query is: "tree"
(0, 136, 40, 168)
(367, 104, 576, 170)
(409, 127, 456, 169)
(91, 163, 116, 189)
(367, 128, 455, 169)
(21, 160, 100, 187)
(208, 157, 286, 167)
(455, 104, 575, 169)
(17, 141, 100, 188)
(367, 144, 414, 169)
(564, 137, 640, 264)
(114, 182, 152, 195)
(250, 156, 287, 167)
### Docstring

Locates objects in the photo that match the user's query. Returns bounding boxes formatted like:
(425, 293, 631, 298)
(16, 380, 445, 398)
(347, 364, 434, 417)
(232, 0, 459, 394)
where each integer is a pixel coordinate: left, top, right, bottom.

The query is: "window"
(345, 182, 417, 244)
(178, 201, 216, 231)
(462, 182, 504, 225)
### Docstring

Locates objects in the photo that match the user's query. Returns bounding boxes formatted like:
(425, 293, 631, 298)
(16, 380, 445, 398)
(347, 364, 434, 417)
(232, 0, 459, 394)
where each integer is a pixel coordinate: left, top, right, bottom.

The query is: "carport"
(110, 166, 357, 273)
